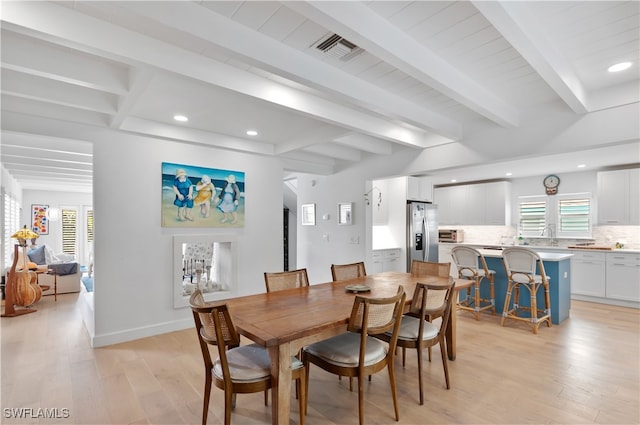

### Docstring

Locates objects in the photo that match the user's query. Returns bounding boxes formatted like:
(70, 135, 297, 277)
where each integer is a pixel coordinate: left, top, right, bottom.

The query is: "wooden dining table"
(225, 271, 472, 425)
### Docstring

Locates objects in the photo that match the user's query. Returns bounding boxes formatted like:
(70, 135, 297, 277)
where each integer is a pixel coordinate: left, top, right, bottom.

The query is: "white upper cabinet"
(597, 168, 640, 225)
(434, 181, 511, 225)
(406, 176, 433, 202)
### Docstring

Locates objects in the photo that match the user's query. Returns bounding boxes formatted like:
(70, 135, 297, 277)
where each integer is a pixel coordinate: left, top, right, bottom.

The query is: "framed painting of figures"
(161, 162, 245, 228)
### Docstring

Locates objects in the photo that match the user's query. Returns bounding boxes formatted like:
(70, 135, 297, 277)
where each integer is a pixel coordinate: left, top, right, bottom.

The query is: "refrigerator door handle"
(422, 217, 429, 261)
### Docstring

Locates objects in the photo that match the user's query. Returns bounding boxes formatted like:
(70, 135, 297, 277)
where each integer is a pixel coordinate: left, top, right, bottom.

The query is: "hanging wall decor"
(161, 162, 245, 228)
(31, 204, 49, 235)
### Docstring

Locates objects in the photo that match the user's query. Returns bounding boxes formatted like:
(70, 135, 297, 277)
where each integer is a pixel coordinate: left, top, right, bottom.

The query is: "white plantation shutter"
(557, 195, 591, 237)
(519, 198, 546, 236)
(62, 209, 77, 256)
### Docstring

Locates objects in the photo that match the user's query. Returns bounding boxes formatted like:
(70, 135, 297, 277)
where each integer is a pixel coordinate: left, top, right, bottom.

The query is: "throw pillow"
(27, 244, 46, 265)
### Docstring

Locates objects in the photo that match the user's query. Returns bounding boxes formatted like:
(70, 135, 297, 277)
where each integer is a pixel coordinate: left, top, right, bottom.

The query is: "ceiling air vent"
(315, 33, 363, 61)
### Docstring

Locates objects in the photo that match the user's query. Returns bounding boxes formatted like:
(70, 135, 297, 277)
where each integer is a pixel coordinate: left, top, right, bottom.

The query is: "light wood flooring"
(1, 293, 639, 424)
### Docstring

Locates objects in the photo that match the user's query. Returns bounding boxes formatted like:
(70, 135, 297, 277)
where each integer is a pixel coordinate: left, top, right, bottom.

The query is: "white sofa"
(7, 244, 81, 295)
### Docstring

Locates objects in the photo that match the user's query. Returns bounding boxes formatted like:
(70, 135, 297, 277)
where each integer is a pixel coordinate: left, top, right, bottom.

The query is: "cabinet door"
(571, 259, 606, 297)
(606, 254, 640, 302)
(628, 169, 639, 225)
(597, 170, 628, 224)
(484, 181, 510, 225)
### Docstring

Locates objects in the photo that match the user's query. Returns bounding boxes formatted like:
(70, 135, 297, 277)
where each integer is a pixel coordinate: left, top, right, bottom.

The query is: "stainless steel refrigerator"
(407, 201, 438, 272)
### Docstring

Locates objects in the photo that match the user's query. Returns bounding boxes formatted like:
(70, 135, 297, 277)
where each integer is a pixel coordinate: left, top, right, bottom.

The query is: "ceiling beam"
(288, 1, 519, 128)
(472, 1, 589, 114)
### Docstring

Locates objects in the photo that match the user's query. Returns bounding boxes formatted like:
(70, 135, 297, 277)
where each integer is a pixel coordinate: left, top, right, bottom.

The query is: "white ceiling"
(1, 1, 639, 193)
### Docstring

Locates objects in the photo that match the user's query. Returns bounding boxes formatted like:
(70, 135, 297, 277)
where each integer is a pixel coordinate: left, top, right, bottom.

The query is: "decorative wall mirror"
(301, 203, 316, 226)
(338, 202, 353, 225)
(173, 234, 237, 308)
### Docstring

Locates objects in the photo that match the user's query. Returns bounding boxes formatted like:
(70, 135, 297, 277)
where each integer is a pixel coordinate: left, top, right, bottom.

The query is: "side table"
(47, 268, 58, 301)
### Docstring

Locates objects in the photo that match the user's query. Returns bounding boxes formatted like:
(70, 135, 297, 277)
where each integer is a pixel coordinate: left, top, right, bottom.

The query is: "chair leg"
(439, 338, 450, 389)
(202, 374, 212, 425)
(357, 373, 365, 425)
(264, 389, 268, 405)
(530, 284, 538, 334)
(501, 281, 513, 326)
(387, 359, 400, 421)
(402, 346, 406, 367)
(474, 280, 481, 320)
(417, 345, 424, 405)
(225, 391, 234, 425)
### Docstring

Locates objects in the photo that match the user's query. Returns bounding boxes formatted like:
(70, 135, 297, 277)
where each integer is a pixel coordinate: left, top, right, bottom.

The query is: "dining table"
(225, 271, 472, 425)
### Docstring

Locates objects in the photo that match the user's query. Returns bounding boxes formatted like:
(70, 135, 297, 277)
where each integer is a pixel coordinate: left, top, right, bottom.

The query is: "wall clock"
(543, 174, 560, 195)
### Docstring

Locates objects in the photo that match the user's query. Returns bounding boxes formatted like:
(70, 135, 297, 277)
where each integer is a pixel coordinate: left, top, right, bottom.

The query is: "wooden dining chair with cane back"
(409, 260, 451, 361)
(501, 247, 552, 334)
(375, 280, 455, 405)
(264, 268, 309, 292)
(451, 246, 496, 320)
(189, 290, 307, 425)
(302, 286, 406, 425)
(330, 261, 366, 282)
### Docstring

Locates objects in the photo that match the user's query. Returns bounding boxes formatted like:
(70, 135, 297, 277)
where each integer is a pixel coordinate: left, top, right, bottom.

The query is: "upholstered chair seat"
(390, 316, 439, 341)
(303, 333, 387, 368)
(212, 344, 303, 383)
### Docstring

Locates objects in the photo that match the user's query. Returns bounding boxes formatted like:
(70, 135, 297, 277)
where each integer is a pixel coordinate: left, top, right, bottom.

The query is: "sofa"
(7, 244, 81, 295)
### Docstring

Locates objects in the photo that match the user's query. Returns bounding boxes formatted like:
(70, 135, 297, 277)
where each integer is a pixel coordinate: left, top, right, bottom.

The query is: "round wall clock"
(543, 174, 560, 195)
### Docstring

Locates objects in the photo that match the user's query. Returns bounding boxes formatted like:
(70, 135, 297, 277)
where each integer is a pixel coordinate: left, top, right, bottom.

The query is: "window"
(518, 193, 592, 239)
(519, 197, 546, 236)
(86, 209, 94, 243)
(3, 191, 20, 268)
(557, 194, 591, 238)
(61, 208, 77, 256)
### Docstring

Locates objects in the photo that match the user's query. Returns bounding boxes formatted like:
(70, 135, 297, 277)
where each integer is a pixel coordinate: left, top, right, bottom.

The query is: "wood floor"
(1, 293, 638, 425)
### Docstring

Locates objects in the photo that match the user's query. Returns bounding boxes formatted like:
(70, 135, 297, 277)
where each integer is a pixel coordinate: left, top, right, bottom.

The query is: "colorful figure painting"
(161, 162, 245, 228)
(31, 204, 49, 235)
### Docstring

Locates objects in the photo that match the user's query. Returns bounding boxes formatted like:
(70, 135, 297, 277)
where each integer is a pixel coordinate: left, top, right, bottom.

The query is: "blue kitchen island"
(467, 248, 573, 325)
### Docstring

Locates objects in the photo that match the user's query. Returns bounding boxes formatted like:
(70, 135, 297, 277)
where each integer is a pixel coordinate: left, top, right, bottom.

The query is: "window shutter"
(558, 198, 590, 233)
(86, 209, 94, 243)
(62, 209, 77, 255)
(519, 200, 546, 235)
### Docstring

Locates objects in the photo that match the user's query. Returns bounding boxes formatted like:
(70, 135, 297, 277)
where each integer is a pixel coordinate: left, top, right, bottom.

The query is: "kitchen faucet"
(540, 225, 557, 246)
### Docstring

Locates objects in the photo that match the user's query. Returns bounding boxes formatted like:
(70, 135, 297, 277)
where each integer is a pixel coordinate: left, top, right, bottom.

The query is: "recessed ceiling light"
(450, 179, 457, 183)
(173, 115, 189, 122)
(577, 164, 586, 168)
(505, 172, 513, 176)
(246, 130, 258, 136)
(608, 62, 632, 73)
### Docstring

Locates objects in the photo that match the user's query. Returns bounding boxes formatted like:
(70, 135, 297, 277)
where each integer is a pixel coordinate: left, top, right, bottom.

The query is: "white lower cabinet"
(371, 249, 402, 273)
(571, 252, 606, 297)
(606, 253, 640, 302)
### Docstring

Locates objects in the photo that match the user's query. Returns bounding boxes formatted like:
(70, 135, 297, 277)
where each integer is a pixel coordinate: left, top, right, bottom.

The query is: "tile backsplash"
(445, 225, 640, 250)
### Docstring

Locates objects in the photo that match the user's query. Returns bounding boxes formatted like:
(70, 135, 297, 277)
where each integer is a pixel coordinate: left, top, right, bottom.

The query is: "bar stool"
(451, 246, 496, 320)
(501, 247, 552, 334)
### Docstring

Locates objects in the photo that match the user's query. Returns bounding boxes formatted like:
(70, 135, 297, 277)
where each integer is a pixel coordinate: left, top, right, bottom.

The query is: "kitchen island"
(466, 248, 573, 324)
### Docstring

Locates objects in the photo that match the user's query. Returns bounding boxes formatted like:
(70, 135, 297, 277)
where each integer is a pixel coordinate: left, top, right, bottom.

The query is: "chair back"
(264, 268, 309, 292)
(408, 279, 455, 323)
(189, 290, 240, 379)
(331, 261, 366, 281)
(410, 260, 450, 278)
(347, 286, 406, 338)
(451, 246, 490, 279)
(502, 247, 547, 284)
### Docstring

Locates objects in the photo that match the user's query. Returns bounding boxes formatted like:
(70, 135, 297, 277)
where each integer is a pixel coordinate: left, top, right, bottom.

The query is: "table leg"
(268, 342, 293, 425)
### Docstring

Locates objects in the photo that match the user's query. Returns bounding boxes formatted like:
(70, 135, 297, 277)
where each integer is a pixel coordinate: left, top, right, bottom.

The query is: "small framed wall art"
(31, 204, 49, 235)
(338, 202, 353, 225)
(301, 203, 316, 226)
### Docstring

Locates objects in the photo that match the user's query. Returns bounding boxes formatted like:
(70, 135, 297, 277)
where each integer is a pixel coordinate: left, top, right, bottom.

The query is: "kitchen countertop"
(475, 248, 573, 262)
(443, 242, 640, 254)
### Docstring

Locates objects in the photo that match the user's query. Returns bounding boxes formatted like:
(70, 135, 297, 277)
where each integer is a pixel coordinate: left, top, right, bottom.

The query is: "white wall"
(92, 132, 283, 347)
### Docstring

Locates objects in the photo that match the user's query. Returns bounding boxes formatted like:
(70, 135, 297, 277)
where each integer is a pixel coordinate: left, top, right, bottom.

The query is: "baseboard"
(91, 317, 193, 347)
(571, 294, 639, 309)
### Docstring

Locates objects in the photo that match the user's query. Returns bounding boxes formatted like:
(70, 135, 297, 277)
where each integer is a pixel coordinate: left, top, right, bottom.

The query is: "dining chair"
(375, 280, 455, 405)
(409, 260, 450, 360)
(189, 290, 307, 425)
(302, 286, 406, 425)
(501, 247, 552, 334)
(451, 246, 496, 320)
(410, 259, 450, 278)
(330, 261, 366, 281)
(264, 268, 309, 292)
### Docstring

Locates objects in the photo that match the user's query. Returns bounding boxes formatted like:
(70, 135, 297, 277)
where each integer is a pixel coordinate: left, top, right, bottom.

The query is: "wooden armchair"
(303, 286, 406, 425)
(189, 290, 306, 425)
